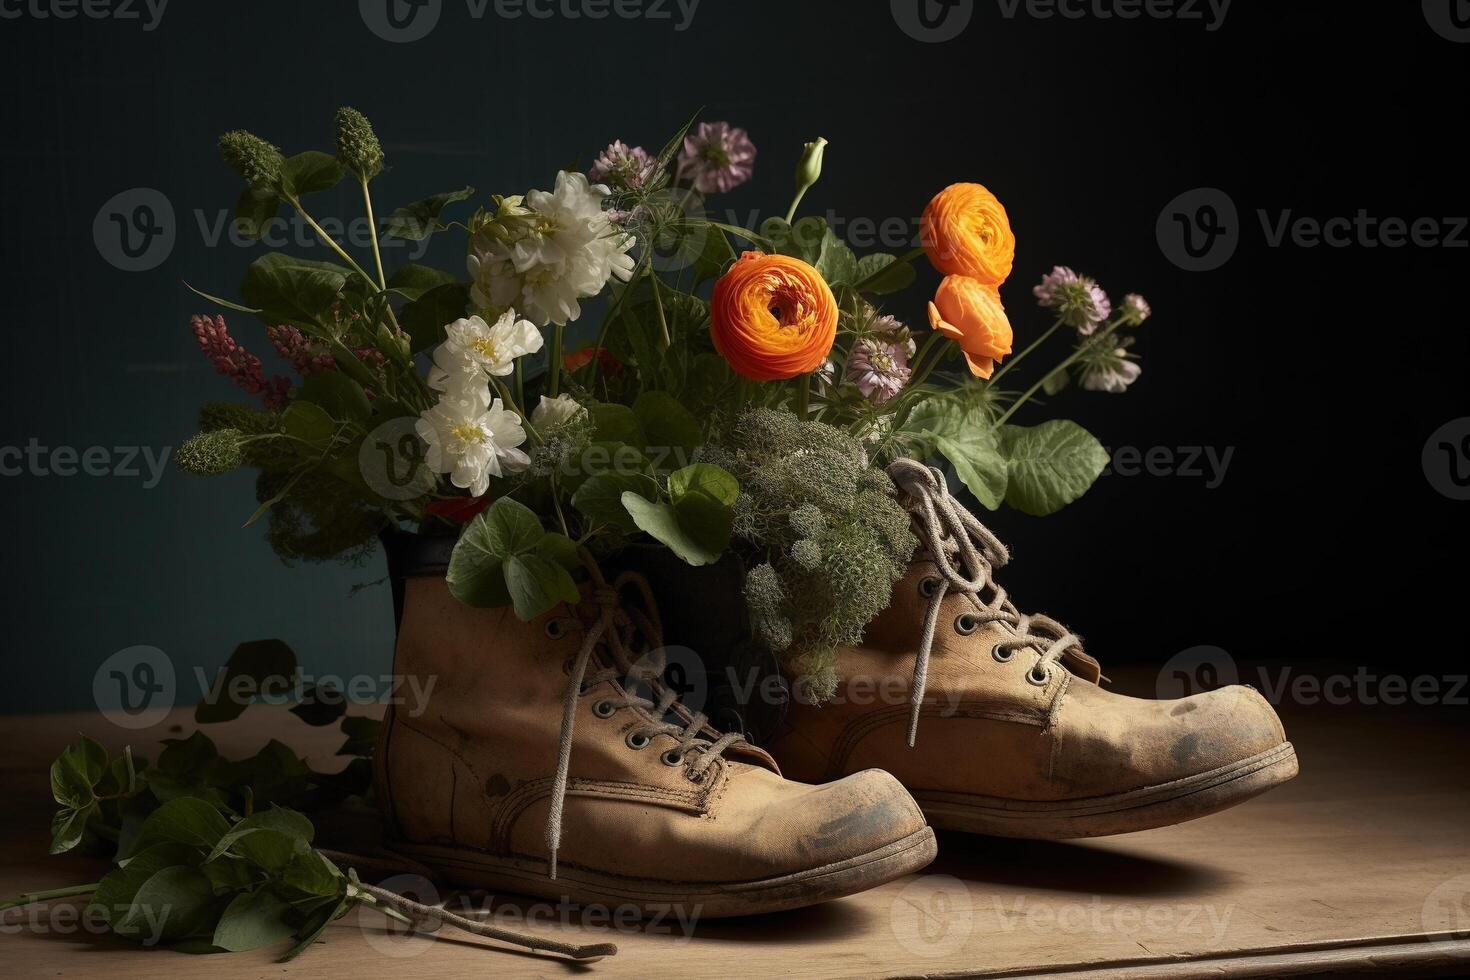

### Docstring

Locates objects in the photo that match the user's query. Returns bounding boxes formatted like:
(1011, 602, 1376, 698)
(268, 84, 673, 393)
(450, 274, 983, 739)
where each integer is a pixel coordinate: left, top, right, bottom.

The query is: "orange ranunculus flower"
(927, 275, 1014, 379)
(710, 251, 838, 381)
(920, 182, 1016, 286)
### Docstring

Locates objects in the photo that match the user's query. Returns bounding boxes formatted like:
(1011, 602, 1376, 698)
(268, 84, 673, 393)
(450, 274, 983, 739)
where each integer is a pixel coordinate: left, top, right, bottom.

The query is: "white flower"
(415, 390, 530, 496)
(531, 392, 585, 431)
(468, 171, 636, 328)
(445, 312, 543, 378)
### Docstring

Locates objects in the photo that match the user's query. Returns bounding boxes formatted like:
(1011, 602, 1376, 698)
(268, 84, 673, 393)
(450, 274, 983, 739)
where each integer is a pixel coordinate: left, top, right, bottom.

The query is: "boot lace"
(888, 458, 1088, 747)
(547, 560, 745, 878)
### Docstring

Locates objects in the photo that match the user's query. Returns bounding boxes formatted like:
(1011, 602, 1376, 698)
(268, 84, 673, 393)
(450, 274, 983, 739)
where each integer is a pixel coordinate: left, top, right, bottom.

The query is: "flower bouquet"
(178, 109, 1152, 695)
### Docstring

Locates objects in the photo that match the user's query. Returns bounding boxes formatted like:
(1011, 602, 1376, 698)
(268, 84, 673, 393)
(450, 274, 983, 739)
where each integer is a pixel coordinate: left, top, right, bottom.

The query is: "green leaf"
(277, 890, 351, 962)
(815, 227, 860, 286)
(935, 433, 1008, 511)
(196, 639, 298, 724)
(120, 866, 221, 944)
(588, 403, 645, 447)
(279, 848, 343, 900)
(280, 401, 337, 452)
(998, 420, 1110, 516)
(382, 187, 474, 240)
(690, 225, 736, 286)
(622, 463, 737, 567)
(92, 843, 201, 927)
(50, 803, 97, 855)
(387, 263, 458, 301)
(633, 391, 701, 457)
(855, 252, 917, 294)
(572, 472, 660, 533)
(297, 371, 371, 423)
(504, 553, 580, 621)
(239, 253, 349, 331)
(447, 497, 548, 609)
(158, 731, 219, 778)
(622, 496, 718, 567)
(50, 736, 106, 808)
(398, 281, 470, 354)
(129, 797, 232, 858)
(207, 808, 314, 865)
(281, 151, 345, 197)
(907, 394, 1009, 510)
(232, 189, 281, 241)
(183, 281, 262, 315)
(213, 888, 296, 952)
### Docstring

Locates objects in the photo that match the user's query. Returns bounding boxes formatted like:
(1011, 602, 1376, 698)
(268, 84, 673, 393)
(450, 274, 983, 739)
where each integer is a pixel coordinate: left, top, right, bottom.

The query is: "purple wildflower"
(589, 140, 655, 190)
(1121, 293, 1152, 326)
(676, 121, 756, 194)
(1033, 265, 1112, 335)
(845, 337, 912, 404)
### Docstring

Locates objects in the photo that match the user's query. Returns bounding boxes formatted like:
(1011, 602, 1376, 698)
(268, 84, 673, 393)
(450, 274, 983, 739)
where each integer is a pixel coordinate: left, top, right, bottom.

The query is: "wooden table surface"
(3, 665, 1469, 978)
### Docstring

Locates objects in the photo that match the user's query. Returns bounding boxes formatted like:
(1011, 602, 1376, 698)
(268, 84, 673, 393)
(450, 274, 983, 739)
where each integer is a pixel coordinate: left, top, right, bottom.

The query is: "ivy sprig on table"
(6, 736, 406, 959)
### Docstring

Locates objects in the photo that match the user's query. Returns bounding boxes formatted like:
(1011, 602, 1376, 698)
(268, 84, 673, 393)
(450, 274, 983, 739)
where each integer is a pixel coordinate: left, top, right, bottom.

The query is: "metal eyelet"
(625, 731, 651, 750)
(1027, 664, 1051, 686)
(661, 750, 685, 767)
(592, 700, 617, 719)
(546, 619, 566, 639)
(918, 576, 940, 598)
(993, 645, 1015, 663)
(954, 613, 980, 635)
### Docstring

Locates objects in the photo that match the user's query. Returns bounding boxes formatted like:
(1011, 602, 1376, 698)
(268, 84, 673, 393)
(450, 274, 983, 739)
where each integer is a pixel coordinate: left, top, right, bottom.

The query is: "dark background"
(0, 0, 1465, 714)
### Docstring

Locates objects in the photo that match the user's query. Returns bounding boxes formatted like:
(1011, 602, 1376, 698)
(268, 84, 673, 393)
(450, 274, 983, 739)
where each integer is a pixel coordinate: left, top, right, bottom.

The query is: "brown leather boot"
(374, 561, 936, 916)
(765, 460, 1298, 839)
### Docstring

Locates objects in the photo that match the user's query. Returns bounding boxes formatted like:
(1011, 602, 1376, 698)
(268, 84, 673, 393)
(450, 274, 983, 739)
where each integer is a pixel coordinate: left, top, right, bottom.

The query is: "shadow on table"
(931, 831, 1232, 897)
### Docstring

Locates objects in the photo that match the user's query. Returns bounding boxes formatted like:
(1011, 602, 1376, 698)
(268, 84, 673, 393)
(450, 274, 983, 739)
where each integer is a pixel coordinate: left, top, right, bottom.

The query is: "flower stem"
(783, 187, 809, 225)
(359, 176, 388, 291)
(793, 373, 810, 418)
(650, 274, 672, 350)
(995, 317, 1125, 426)
(494, 378, 543, 446)
(547, 324, 565, 397)
(286, 196, 376, 286)
(989, 318, 1062, 385)
(0, 884, 99, 911)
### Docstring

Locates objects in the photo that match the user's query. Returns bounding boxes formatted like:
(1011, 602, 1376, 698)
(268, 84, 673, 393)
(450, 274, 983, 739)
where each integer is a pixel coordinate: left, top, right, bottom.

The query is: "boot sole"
(390, 826, 938, 918)
(913, 741, 1298, 838)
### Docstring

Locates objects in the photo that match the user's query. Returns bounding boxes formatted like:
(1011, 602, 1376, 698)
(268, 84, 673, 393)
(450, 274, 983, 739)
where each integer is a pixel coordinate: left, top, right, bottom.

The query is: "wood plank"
(2, 667, 1466, 977)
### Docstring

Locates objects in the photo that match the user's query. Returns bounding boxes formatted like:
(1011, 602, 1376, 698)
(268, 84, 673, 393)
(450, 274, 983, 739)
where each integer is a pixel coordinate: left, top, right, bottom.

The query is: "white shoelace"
(888, 459, 1087, 746)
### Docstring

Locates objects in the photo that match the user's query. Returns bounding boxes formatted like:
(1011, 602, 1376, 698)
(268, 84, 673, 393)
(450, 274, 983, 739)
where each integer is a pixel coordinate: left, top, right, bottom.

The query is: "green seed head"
(335, 106, 385, 180)
(218, 130, 285, 191)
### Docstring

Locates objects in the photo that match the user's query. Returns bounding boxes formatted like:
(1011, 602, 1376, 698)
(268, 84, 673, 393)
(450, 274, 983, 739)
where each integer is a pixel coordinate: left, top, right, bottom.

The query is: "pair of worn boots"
(373, 460, 1297, 918)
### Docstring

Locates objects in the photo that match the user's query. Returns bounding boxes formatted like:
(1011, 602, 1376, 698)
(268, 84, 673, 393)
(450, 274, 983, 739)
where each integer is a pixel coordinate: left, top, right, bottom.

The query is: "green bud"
(335, 106, 384, 180)
(794, 137, 828, 196)
(218, 130, 285, 191)
(176, 429, 245, 476)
